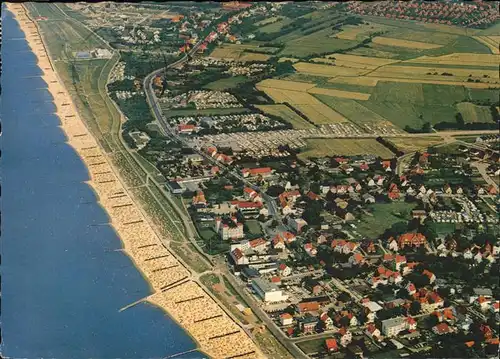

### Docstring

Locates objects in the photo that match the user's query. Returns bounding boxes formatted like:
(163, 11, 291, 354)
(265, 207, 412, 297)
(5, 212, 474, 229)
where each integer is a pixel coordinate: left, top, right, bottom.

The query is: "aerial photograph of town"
(1, 1, 499, 359)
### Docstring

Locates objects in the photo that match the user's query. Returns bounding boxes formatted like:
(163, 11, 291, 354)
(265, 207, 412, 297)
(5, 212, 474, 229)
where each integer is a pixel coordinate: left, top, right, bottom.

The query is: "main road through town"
(143, 48, 282, 222)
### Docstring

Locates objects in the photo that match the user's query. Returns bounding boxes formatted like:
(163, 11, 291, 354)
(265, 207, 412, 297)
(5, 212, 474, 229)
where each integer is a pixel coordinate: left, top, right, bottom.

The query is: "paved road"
(143, 57, 282, 224)
(473, 161, 499, 191)
(222, 270, 309, 359)
(330, 278, 362, 301)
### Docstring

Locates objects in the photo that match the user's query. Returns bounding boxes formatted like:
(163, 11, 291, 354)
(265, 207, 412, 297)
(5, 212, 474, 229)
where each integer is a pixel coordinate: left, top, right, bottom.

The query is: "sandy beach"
(7, 3, 262, 358)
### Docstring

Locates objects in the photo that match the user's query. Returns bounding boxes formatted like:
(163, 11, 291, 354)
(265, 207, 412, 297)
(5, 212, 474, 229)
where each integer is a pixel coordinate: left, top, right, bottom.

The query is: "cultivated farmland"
(372, 36, 443, 49)
(307, 87, 371, 101)
(208, 44, 276, 62)
(404, 53, 500, 67)
(293, 104, 347, 125)
(314, 95, 389, 125)
(332, 76, 500, 89)
(369, 64, 499, 82)
(255, 104, 315, 129)
(255, 86, 347, 124)
(257, 79, 316, 92)
(472, 36, 500, 54)
(293, 62, 369, 77)
(325, 53, 400, 68)
(298, 138, 395, 160)
(457, 102, 495, 123)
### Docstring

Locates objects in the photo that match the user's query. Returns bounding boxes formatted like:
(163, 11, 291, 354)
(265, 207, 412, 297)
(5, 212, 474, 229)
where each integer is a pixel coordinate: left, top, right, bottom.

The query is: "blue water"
(0, 8, 205, 359)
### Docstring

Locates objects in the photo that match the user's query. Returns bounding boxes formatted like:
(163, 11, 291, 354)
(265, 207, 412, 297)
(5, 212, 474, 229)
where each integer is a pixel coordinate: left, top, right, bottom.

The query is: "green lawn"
(246, 220, 263, 235)
(200, 273, 221, 286)
(355, 202, 416, 238)
(296, 338, 327, 355)
(170, 243, 211, 273)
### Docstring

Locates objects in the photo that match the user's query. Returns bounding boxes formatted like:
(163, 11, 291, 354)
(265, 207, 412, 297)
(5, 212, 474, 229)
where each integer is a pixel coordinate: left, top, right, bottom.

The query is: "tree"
(409, 301, 422, 315)
(337, 292, 351, 303)
(383, 221, 408, 239)
(422, 122, 432, 133)
(266, 185, 285, 198)
(302, 201, 323, 226)
(455, 112, 465, 128)
(274, 60, 295, 76)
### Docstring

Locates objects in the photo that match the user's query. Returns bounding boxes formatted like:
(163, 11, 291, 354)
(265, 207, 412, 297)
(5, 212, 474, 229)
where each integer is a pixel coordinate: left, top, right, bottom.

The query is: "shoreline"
(7, 4, 262, 359)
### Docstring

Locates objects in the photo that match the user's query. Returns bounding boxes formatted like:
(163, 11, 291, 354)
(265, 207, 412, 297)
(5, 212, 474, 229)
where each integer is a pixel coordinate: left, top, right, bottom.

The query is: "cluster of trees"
(119, 51, 166, 79)
(376, 137, 404, 156)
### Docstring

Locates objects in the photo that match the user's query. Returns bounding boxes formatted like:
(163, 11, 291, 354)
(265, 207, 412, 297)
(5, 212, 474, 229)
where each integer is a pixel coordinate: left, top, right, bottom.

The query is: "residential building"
(280, 313, 293, 326)
(299, 314, 318, 334)
(381, 317, 409, 337)
(325, 338, 339, 353)
(288, 216, 308, 233)
(241, 167, 272, 178)
(215, 217, 244, 240)
(230, 248, 248, 265)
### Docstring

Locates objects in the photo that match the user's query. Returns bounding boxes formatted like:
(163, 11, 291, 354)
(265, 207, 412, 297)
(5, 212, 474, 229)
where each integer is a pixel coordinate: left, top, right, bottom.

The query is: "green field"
(314, 95, 388, 125)
(316, 82, 481, 129)
(280, 28, 358, 57)
(258, 17, 293, 33)
(457, 102, 495, 123)
(298, 138, 395, 160)
(283, 73, 376, 94)
(468, 88, 500, 103)
(202, 76, 250, 90)
(356, 202, 416, 238)
(255, 104, 315, 129)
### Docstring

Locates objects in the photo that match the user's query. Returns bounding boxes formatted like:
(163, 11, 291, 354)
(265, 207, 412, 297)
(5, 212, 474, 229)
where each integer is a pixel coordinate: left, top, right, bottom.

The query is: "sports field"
(298, 138, 395, 160)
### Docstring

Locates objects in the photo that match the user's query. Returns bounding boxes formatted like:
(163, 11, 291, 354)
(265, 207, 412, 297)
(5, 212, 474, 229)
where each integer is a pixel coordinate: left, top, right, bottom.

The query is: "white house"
(280, 313, 293, 326)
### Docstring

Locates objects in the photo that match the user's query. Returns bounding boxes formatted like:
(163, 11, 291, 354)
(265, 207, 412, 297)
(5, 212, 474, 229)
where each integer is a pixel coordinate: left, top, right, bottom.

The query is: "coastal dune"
(7, 4, 263, 358)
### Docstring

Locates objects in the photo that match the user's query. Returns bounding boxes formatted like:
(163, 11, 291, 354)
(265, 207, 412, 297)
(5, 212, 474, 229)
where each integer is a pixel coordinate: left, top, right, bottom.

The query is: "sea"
(0, 6, 204, 359)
